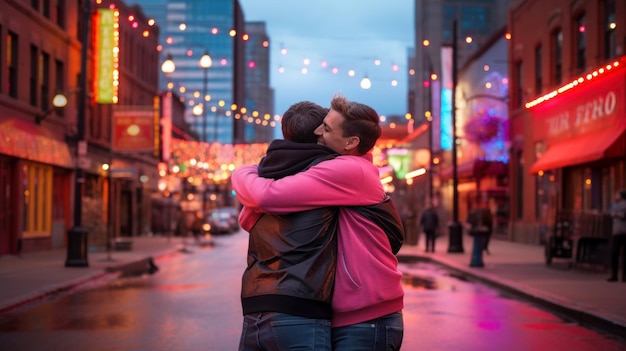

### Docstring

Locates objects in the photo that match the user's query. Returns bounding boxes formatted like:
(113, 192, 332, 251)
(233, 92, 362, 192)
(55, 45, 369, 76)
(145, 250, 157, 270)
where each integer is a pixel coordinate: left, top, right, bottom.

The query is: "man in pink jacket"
(233, 95, 404, 351)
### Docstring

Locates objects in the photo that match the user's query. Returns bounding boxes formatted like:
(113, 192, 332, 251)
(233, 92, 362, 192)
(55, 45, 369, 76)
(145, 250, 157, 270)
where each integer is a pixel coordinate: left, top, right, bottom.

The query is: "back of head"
(330, 95, 382, 155)
(618, 189, 626, 201)
(281, 101, 328, 143)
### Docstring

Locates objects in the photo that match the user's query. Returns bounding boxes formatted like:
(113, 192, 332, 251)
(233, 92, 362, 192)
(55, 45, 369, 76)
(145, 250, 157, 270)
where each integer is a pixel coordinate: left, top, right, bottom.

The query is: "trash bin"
(65, 226, 89, 267)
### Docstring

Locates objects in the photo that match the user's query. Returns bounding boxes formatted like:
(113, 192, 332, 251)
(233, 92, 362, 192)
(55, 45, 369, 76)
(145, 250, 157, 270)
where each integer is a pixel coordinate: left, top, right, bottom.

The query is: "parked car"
(205, 207, 239, 234)
(220, 206, 240, 232)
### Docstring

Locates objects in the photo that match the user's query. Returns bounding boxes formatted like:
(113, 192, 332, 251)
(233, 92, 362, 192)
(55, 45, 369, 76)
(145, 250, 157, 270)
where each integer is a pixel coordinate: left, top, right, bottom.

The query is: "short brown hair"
(330, 95, 381, 154)
(281, 101, 328, 143)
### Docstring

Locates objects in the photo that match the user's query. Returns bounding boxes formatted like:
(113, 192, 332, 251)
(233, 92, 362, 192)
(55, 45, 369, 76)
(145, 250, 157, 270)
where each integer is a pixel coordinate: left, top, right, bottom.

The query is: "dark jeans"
(609, 234, 626, 280)
(332, 311, 403, 351)
(239, 312, 331, 351)
(424, 230, 436, 252)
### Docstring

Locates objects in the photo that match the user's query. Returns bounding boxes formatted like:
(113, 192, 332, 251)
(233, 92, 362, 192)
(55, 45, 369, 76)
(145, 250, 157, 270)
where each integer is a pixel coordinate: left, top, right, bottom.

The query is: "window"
(551, 29, 562, 85)
(21, 162, 53, 237)
(575, 13, 586, 71)
(40, 51, 50, 111)
(77, 0, 84, 44)
(42, 0, 50, 18)
(514, 61, 523, 108)
(30, 45, 38, 106)
(55, 59, 65, 117)
(534, 45, 542, 94)
(7, 32, 18, 98)
(602, 0, 617, 60)
(56, 0, 66, 28)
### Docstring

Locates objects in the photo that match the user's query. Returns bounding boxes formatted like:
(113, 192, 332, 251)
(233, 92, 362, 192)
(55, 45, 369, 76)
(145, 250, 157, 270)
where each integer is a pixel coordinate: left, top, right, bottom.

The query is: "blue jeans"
(332, 312, 404, 351)
(238, 312, 331, 351)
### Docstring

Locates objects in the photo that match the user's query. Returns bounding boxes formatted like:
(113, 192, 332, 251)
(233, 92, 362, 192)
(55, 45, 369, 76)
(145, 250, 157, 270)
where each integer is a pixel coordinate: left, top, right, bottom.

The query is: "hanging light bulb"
(360, 75, 372, 89)
(161, 54, 175, 74)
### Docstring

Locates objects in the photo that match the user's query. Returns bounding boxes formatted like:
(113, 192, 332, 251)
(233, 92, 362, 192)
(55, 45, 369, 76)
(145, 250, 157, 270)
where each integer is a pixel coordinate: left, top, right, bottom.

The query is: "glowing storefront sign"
(440, 47, 453, 150)
(94, 8, 119, 104)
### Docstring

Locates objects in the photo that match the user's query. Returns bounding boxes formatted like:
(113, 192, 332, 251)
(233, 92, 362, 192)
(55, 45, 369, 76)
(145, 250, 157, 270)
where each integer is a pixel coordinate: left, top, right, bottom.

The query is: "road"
(1, 231, 624, 351)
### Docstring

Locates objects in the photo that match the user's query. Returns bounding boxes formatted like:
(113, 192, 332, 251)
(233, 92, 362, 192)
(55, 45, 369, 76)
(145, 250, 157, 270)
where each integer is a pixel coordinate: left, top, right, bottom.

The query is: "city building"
(131, 0, 249, 144)
(410, 0, 517, 238)
(0, 0, 162, 255)
(508, 0, 626, 244)
(244, 21, 274, 143)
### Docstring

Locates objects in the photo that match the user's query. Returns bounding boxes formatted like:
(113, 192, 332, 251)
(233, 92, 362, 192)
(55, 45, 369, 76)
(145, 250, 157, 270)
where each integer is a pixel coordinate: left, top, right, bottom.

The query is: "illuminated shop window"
(22, 162, 53, 237)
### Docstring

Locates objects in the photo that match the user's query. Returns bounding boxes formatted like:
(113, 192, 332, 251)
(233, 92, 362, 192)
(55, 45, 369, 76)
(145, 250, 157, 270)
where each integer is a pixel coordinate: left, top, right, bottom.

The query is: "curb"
(0, 246, 182, 315)
(0, 270, 112, 315)
(397, 253, 626, 341)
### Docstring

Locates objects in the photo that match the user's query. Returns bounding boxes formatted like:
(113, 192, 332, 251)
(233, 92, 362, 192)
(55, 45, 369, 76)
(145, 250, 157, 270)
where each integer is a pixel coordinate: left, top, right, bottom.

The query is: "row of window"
(513, 0, 618, 108)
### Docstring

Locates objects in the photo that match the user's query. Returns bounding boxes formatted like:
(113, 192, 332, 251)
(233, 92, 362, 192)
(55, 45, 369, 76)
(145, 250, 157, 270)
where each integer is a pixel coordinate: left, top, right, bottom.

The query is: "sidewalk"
(1, 234, 625, 339)
(0, 235, 190, 314)
(397, 234, 626, 339)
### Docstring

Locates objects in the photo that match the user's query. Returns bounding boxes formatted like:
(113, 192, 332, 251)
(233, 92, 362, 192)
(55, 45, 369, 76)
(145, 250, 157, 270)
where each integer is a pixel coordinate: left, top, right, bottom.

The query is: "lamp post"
(66, 0, 91, 267)
(447, 19, 464, 253)
(199, 51, 212, 143)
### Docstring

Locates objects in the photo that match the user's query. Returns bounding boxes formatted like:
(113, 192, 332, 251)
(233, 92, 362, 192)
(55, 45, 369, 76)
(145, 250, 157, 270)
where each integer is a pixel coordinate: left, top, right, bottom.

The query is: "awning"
(439, 160, 508, 181)
(0, 119, 74, 168)
(529, 125, 626, 174)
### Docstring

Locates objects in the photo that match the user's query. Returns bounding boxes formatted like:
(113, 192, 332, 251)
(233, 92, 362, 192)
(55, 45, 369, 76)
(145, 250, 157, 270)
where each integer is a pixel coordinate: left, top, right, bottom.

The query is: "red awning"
(529, 125, 626, 174)
(0, 119, 73, 168)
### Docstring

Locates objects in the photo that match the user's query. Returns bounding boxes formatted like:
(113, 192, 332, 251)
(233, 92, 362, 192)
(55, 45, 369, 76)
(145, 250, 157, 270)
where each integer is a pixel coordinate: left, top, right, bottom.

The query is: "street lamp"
(447, 19, 464, 253)
(199, 50, 212, 143)
(66, 0, 91, 267)
(35, 93, 68, 124)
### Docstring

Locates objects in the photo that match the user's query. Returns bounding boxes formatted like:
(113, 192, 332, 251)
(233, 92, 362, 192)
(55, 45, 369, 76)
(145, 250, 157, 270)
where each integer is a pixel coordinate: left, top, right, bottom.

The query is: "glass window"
(30, 45, 38, 106)
(575, 13, 586, 71)
(603, 0, 617, 60)
(40, 51, 50, 111)
(535, 45, 542, 94)
(42, 0, 50, 18)
(21, 163, 53, 237)
(551, 29, 562, 85)
(56, 0, 66, 28)
(55, 59, 65, 117)
(77, 0, 84, 44)
(7, 31, 18, 98)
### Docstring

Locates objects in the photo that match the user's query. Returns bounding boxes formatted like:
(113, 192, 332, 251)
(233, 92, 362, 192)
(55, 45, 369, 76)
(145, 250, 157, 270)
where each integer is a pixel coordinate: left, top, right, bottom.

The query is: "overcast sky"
(239, 0, 415, 120)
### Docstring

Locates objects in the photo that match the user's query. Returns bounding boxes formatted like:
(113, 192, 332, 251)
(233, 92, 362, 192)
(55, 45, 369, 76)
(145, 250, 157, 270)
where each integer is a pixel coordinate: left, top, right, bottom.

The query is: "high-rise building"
(244, 21, 274, 143)
(131, 0, 247, 144)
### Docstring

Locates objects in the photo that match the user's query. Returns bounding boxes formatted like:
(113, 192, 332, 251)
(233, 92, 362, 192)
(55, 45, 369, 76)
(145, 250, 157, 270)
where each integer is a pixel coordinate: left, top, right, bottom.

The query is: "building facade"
(0, 0, 161, 255)
(508, 0, 626, 244)
(244, 21, 274, 144)
(411, 0, 517, 239)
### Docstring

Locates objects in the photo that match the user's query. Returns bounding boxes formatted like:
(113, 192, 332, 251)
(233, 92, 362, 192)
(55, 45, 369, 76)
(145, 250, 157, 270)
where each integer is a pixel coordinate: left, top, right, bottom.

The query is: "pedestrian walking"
(608, 189, 626, 282)
(420, 205, 439, 253)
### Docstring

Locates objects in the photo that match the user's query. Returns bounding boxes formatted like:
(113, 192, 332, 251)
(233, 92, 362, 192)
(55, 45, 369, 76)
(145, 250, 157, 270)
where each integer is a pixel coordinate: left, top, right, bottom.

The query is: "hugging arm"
(232, 157, 384, 213)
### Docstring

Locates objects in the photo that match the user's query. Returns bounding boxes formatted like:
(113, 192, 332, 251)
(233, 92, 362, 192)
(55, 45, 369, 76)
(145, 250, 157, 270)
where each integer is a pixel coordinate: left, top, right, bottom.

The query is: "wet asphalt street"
(0, 231, 624, 351)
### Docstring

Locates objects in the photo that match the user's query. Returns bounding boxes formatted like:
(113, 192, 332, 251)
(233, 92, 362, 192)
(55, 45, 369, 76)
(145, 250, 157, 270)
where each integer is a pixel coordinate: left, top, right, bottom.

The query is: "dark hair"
(618, 189, 626, 200)
(330, 95, 381, 154)
(281, 101, 328, 143)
